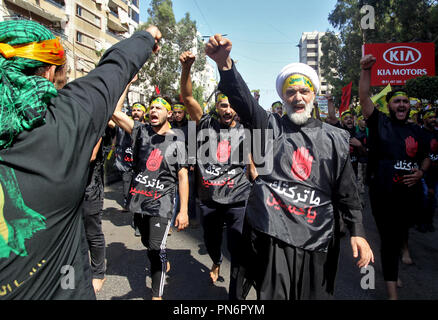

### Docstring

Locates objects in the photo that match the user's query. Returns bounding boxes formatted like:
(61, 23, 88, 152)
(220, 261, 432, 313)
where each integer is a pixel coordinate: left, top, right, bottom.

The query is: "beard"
(284, 99, 314, 125)
(388, 107, 409, 123)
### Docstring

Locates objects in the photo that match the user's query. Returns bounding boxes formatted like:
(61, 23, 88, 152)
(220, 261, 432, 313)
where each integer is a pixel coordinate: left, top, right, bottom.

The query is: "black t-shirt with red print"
(114, 127, 133, 173)
(366, 108, 428, 193)
(422, 127, 438, 186)
(128, 121, 188, 219)
(196, 113, 251, 205)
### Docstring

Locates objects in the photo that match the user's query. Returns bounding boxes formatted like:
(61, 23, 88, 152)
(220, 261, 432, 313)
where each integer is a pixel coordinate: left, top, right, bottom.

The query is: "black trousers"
(134, 213, 171, 298)
(82, 176, 106, 280)
(121, 170, 133, 209)
(369, 183, 420, 281)
(199, 201, 246, 300)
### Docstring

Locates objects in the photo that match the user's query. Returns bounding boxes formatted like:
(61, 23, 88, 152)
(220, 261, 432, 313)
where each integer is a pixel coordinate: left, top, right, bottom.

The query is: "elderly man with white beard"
(205, 34, 374, 300)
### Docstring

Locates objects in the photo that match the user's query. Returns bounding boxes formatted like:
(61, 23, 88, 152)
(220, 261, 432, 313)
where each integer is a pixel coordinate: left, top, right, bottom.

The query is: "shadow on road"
(104, 242, 228, 300)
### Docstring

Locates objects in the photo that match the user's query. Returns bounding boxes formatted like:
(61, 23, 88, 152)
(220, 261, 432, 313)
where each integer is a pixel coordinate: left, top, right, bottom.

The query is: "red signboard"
(362, 43, 435, 86)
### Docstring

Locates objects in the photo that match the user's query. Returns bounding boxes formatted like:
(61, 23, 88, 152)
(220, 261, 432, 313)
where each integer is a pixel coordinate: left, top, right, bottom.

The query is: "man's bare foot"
(92, 277, 106, 293)
(401, 253, 413, 265)
(209, 264, 220, 283)
(397, 278, 403, 288)
(152, 296, 163, 300)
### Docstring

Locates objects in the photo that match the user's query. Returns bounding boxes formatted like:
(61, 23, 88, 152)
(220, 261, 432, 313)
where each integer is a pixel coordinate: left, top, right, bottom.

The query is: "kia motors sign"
(362, 43, 435, 86)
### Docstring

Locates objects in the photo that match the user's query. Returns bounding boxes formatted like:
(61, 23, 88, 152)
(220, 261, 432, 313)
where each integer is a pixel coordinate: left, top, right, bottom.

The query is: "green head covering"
(0, 20, 59, 149)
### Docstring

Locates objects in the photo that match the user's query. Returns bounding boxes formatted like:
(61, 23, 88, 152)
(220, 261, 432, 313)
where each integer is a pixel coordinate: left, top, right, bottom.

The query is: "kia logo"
(383, 46, 422, 66)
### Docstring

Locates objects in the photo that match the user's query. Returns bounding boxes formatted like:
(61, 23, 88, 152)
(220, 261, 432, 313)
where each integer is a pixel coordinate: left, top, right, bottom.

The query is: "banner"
(362, 43, 435, 86)
(371, 84, 392, 115)
(339, 81, 353, 115)
(315, 95, 328, 117)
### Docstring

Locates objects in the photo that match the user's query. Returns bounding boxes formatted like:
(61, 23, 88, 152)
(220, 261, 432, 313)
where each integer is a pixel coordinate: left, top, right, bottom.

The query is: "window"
(76, 5, 101, 27)
(129, 8, 139, 23)
(76, 31, 95, 48)
(132, 0, 139, 8)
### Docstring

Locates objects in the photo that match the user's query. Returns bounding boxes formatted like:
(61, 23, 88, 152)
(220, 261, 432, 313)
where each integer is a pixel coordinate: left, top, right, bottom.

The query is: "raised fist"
(360, 54, 376, 70)
(146, 148, 163, 172)
(217, 140, 231, 163)
(205, 34, 232, 70)
(291, 147, 313, 181)
(405, 136, 418, 158)
(145, 25, 162, 53)
(179, 51, 196, 69)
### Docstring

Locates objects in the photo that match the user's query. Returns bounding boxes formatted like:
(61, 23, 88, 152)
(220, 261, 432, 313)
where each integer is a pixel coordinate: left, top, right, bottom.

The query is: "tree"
(405, 76, 438, 105)
(137, 0, 206, 104)
(321, 0, 438, 107)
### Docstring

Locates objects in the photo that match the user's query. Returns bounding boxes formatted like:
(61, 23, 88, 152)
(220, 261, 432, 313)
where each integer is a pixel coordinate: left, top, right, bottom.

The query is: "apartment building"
(0, 0, 141, 99)
(298, 31, 330, 95)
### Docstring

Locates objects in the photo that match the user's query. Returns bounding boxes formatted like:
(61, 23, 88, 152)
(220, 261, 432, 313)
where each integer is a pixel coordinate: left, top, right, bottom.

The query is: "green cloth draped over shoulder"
(0, 20, 59, 149)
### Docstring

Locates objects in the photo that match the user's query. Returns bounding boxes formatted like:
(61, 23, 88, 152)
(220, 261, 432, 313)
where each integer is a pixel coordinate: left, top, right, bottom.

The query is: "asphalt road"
(96, 180, 438, 300)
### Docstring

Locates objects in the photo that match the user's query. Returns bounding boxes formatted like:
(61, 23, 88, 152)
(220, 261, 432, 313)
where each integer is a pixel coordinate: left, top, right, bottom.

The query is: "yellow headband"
(272, 102, 282, 110)
(173, 104, 186, 111)
(423, 111, 436, 120)
(282, 74, 314, 95)
(389, 91, 408, 103)
(132, 103, 146, 113)
(341, 110, 352, 120)
(0, 38, 66, 65)
(149, 97, 171, 111)
(216, 93, 228, 103)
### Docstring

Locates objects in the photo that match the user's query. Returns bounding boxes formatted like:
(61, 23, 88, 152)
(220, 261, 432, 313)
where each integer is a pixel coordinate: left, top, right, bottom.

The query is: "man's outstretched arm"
(359, 54, 377, 120)
(179, 51, 203, 124)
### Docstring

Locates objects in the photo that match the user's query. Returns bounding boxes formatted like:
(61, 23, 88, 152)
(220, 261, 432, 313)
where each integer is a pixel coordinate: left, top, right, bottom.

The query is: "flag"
(339, 81, 353, 115)
(371, 84, 391, 115)
(155, 85, 160, 95)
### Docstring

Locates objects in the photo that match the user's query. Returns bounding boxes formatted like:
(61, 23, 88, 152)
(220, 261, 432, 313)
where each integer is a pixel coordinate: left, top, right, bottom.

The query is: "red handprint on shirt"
(405, 136, 418, 158)
(431, 139, 438, 153)
(217, 140, 231, 163)
(291, 147, 313, 181)
(146, 148, 163, 171)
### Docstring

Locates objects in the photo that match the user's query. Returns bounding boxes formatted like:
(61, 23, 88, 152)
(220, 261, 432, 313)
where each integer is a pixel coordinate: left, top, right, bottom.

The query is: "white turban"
(275, 63, 320, 100)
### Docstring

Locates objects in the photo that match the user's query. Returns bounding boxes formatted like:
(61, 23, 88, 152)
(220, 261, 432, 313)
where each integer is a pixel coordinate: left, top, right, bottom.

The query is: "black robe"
(218, 62, 365, 299)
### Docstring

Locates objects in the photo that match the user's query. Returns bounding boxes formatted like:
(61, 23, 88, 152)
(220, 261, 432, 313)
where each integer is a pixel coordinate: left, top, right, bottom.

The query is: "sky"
(139, 0, 338, 108)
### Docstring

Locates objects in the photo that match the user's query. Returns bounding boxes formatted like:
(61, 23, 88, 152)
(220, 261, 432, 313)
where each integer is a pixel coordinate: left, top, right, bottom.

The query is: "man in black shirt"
(419, 110, 438, 232)
(326, 96, 366, 177)
(355, 115, 369, 196)
(359, 54, 431, 300)
(204, 34, 373, 300)
(112, 91, 189, 300)
(0, 20, 161, 299)
(114, 102, 146, 237)
(180, 51, 251, 300)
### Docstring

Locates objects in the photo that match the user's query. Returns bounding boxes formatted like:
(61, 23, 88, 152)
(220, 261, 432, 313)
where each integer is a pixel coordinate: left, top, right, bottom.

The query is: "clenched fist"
(145, 25, 162, 54)
(179, 51, 196, 69)
(360, 54, 376, 70)
(205, 34, 233, 71)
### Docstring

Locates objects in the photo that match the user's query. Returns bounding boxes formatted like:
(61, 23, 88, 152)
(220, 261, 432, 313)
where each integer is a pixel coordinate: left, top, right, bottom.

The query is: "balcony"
(106, 29, 126, 41)
(107, 13, 128, 32)
(5, 0, 64, 23)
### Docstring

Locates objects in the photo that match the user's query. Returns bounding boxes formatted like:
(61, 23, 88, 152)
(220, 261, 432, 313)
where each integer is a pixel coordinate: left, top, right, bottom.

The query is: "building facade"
(298, 31, 330, 95)
(0, 0, 141, 100)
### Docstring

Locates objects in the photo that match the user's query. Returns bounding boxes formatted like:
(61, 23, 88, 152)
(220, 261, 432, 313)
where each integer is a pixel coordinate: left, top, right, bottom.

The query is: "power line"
(192, 0, 213, 35)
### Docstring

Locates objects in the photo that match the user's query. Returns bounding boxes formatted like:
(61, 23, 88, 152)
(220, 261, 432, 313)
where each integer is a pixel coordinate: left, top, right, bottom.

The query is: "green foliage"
(321, 0, 438, 106)
(405, 76, 438, 104)
(137, 0, 206, 102)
